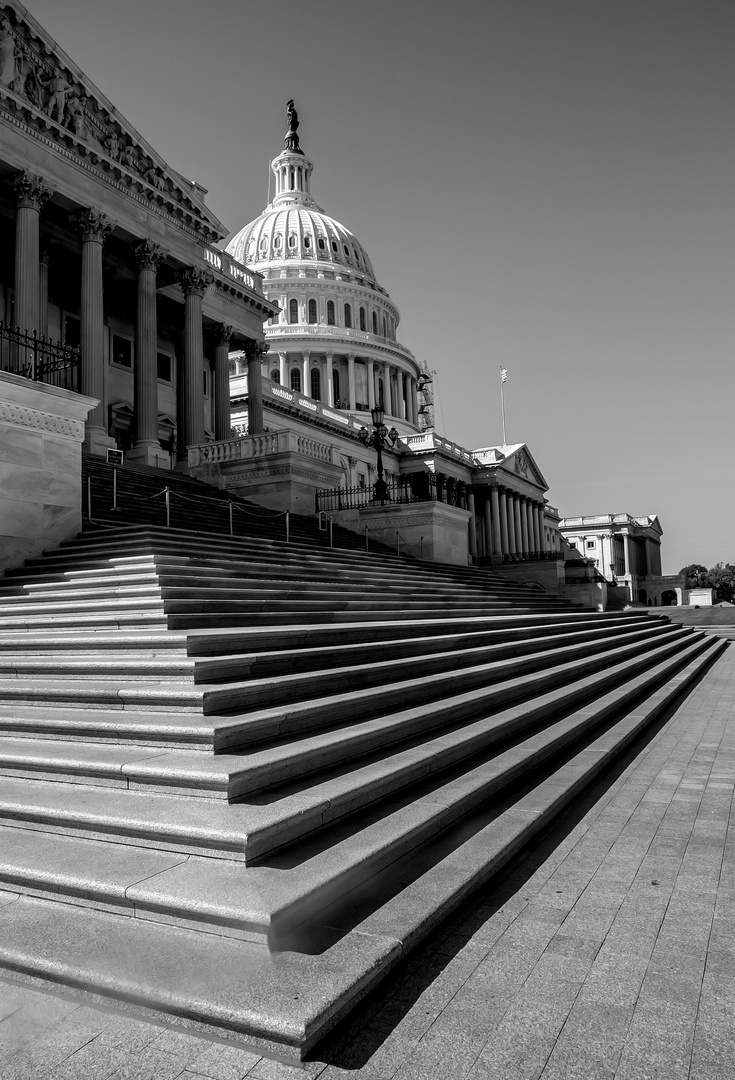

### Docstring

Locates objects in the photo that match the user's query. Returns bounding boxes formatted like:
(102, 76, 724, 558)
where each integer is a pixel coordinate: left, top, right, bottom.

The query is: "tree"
(705, 562, 735, 603)
(680, 563, 708, 587)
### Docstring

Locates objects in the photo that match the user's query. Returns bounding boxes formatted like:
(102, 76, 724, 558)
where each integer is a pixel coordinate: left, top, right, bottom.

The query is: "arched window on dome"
(318, 237, 326, 252)
(311, 368, 321, 401)
(359, 307, 366, 332)
(259, 236, 268, 252)
(344, 303, 352, 329)
(304, 235, 311, 250)
(333, 368, 341, 404)
(271, 369, 280, 384)
(382, 316, 387, 337)
(332, 241, 338, 253)
(343, 244, 350, 259)
(273, 234, 282, 250)
(290, 368, 301, 393)
(290, 167, 295, 190)
(378, 377, 385, 409)
(327, 301, 335, 326)
(308, 299, 317, 324)
(288, 234, 296, 249)
(289, 298, 298, 324)
(372, 311, 378, 335)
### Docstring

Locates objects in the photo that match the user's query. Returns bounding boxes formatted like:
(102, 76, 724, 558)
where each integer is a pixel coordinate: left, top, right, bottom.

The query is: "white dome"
(227, 204, 376, 279)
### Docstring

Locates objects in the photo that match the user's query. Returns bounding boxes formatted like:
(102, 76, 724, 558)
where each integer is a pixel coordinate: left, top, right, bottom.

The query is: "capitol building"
(225, 104, 425, 436)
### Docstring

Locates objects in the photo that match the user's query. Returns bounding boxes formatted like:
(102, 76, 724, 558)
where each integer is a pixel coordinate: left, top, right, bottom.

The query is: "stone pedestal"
(331, 501, 472, 565)
(187, 430, 344, 517)
(0, 372, 97, 575)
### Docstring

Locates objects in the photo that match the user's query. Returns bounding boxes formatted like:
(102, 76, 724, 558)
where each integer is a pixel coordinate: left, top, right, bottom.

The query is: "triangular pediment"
(0, 2, 226, 241)
(472, 442, 548, 490)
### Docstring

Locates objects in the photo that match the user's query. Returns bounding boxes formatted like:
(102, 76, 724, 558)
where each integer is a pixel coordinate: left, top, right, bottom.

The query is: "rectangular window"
(157, 353, 172, 382)
(112, 334, 132, 368)
(203, 369, 209, 396)
(586, 540, 595, 549)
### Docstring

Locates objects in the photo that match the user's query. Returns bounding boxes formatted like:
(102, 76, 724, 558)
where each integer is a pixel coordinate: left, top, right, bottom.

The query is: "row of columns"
(275, 349, 419, 424)
(10, 168, 246, 459)
(469, 486, 548, 561)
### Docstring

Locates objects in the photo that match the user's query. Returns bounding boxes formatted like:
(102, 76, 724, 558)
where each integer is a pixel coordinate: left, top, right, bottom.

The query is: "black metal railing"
(0, 322, 80, 391)
(316, 475, 440, 512)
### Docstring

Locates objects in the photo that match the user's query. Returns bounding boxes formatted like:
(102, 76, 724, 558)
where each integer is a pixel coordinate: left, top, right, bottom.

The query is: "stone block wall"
(0, 372, 97, 575)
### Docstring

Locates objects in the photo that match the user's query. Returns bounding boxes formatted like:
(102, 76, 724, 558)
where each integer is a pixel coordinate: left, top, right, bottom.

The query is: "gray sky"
(26, 0, 735, 573)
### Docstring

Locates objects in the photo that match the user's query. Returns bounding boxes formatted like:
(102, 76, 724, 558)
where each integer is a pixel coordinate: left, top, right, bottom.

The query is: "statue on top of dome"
(285, 99, 301, 153)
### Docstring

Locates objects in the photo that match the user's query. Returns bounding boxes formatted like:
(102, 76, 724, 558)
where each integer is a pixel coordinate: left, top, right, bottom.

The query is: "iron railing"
(316, 475, 440, 512)
(0, 322, 80, 391)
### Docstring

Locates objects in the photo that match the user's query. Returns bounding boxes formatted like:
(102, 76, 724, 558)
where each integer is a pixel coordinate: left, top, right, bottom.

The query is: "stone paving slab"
(1, 643, 733, 1079)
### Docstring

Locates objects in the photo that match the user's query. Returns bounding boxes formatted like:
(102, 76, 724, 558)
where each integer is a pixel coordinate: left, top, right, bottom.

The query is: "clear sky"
(24, 0, 735, 573)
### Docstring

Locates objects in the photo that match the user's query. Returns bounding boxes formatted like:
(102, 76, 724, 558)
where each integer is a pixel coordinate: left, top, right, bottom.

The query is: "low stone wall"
(485, 558, 564, 595)
(0, 372, 97, 575)
(329, 501, 472, 565)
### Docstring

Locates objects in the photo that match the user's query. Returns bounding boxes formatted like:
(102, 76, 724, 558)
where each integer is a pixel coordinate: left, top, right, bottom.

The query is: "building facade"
(0, 1, 276, 468)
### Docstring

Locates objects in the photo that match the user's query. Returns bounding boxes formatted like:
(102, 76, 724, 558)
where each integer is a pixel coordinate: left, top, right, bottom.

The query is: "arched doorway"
(661, 589, 677, 606)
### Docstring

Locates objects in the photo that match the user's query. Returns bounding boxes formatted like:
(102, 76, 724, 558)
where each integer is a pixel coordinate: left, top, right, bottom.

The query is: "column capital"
(12, 170, 53, 211)
(325, 351, 334, 361)
(177, 267, 214, 297)
(302, 350, 310, 360)
(75, 209, 113, 244)
(244, 338, 269, 361)
(214, 324, 236, 347)
(134, 239, 165, 271)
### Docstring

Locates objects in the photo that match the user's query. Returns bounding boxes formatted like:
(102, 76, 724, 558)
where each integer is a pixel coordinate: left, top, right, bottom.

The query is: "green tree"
(679, 563, 708, 587)
(705, 562, 735, 603)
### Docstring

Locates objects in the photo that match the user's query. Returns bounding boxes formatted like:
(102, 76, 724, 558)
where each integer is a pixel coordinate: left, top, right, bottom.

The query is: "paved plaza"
(1, 642, 733, 1080)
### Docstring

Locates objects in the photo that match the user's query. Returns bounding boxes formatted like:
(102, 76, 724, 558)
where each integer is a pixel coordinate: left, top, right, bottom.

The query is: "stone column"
(409, 376, 417, 425)
(76, 208, 114, 452)
(302, 351, 310, 397)
(512, 495, 522, 555)
(622, 533, 631, 577)
(347, 354, 356, 410)
(245, 339, 267, 435)
(278, 351, 287, 386)
(213, 324, 235, 442)
(499, 488, 509, 555)
(326, 352, 334, 406)
(539, 506, 547, 552)
(39, 249, 49, 339)
(177, 267, 213, 457)
(129, 240, 165, 465)
(519, 498, 529, 554)
(483, 497, 493, 556)
(467, 488, 477, 557)
(490, 486, 502, 558)
(367, 357, 375, 409)
(12, 171, 53, 336)
(526, 500, 535, 554)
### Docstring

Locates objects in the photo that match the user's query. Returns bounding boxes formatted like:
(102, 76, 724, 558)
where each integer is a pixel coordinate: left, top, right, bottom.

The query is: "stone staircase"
(0, 522, 726, 1060)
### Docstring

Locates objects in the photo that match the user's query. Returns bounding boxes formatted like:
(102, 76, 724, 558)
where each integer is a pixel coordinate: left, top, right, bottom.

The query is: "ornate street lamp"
(357, 405, 399, 505)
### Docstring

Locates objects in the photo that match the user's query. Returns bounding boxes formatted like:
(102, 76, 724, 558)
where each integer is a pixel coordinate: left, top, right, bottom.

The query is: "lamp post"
(357, 405, 398, 505)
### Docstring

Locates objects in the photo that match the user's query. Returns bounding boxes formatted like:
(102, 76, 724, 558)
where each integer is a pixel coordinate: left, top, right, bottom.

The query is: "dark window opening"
(327, 300, 335, 325)
(311, 368, 321, 401)
(157, 353, 172, 381)
(290, 368, 301, 392)
(359, 307, 366, 332)
(308, 299, 317, 324)
(112, 335, 133, 368)
(289, 298, 298, 323)
(344, 304, 352, 328)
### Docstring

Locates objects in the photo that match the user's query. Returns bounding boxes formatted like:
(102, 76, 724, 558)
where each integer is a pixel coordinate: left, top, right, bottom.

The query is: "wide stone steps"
(0, 518, 725, 1059)
(0, 621, 686, 719)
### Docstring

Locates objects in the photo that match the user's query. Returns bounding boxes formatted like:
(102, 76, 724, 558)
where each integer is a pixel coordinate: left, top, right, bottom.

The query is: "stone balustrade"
(188, 430, 339, 468)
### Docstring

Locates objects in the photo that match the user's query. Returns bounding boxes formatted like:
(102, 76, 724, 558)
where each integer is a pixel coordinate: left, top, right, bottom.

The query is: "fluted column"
(245, 339, 267, 435)
(278, 351, 287, 386)
(533, 504, 542, 553)
(12, 171, 53, 336)
(467, 489, 477, 557)
(177, 267, 212, 457)
(519, 497, 529, 554)
(76, 208, 113, 449)
(408, 376, 417, 425)
(525, 500, 534, 555)
(213, 324, 235, 442)
(367, 357, 375, 409)
(490, 486, 502, 558)
(129, 240, 165, 463)
(483, 497, 492, 557)
(509, 494, 519, 555)
(347, 354, 356, 410)
(326, 352, 334, 406)
(302, 351, 310, 396)
(539, 506, 547, 552)
(499, 488, 509, 555)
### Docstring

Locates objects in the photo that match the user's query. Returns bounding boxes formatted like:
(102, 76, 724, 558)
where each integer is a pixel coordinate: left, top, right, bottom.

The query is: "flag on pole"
(500, 367, 508, 383)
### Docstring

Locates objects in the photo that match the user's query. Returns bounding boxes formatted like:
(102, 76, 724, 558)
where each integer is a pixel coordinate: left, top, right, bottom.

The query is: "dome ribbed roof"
(226, 205, 376, 278)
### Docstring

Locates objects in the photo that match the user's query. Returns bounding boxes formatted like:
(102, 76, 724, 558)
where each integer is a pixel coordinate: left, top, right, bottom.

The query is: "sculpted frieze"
(0, 5, 222, 241)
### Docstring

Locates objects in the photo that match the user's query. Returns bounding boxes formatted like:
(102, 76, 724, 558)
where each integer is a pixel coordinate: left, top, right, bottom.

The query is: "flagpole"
(500, 367, 507, 444)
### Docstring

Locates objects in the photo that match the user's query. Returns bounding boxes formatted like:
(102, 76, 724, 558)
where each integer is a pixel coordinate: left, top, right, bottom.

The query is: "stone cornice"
(0, 399, 84, 439)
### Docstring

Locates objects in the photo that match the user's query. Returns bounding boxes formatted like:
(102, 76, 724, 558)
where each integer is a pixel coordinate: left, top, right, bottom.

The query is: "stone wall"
(0, 372, 96, 575)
